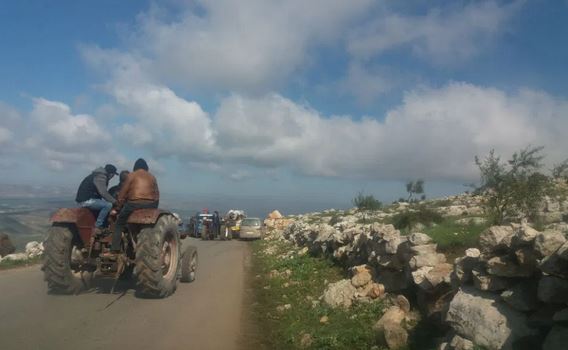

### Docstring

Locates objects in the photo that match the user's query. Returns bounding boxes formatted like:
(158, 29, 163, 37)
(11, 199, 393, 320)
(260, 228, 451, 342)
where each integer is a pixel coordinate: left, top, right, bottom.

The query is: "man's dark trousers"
(112, 200, 159, 251)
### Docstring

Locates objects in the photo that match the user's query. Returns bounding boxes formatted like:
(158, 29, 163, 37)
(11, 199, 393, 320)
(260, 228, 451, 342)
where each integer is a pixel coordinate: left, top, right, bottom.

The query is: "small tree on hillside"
(475, 146, 553, 225)
(352, 191, 382, 211)
(552, 160, 568, 182)
(406, 179, 425, 202)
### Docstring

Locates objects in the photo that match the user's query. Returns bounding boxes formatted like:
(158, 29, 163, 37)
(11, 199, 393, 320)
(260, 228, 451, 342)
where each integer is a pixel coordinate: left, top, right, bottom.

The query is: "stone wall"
(268, 207, 568, 350)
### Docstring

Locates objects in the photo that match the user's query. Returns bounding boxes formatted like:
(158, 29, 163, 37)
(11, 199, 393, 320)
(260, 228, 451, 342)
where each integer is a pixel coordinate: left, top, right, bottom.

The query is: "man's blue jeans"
(80, 198, 113, 228)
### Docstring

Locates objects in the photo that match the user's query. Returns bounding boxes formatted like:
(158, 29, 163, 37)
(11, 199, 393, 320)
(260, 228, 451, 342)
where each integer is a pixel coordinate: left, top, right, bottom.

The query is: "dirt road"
(0, 238, 252, 350)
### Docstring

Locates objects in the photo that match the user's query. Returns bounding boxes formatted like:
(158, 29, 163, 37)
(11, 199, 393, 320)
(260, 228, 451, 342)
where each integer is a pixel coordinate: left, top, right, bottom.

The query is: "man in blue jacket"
(75, 164, 118, 233)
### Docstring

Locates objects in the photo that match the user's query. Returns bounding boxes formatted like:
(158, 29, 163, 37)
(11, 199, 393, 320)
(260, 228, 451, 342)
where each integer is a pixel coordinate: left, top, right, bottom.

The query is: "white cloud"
(348, 1, 522, 64)
(111, 82, 216, 158)
(122, 0, 374, 92)
(23, 98, 124, 171)
(211, 83, 568, 181)
(0, 101, 22, 148)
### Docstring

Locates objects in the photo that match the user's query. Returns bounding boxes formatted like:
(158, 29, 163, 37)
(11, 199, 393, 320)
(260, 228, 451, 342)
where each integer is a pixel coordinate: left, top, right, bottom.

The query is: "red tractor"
(42, 207, 197, 298)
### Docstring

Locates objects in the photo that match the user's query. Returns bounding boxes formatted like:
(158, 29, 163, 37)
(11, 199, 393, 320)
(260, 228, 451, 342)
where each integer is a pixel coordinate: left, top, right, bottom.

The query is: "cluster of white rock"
(0, 241, 44, 264)
(266, 200, 568, 350)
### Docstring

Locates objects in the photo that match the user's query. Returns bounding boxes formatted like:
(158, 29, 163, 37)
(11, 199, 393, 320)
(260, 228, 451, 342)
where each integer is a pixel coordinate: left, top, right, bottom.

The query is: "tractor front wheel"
(180, 246, 198, 282)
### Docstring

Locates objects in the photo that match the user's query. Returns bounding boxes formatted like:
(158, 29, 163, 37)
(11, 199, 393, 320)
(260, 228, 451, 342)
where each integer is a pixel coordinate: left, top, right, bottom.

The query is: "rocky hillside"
(263, 193, 568, 350)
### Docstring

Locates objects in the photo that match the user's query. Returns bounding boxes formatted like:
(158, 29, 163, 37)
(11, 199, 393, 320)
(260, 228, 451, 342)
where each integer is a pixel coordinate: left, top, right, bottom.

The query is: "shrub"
(475, 146, 553, 224)
(352, 192, 382, 211)
(406, 179, 425, 202)
(391, 206, 443, 231)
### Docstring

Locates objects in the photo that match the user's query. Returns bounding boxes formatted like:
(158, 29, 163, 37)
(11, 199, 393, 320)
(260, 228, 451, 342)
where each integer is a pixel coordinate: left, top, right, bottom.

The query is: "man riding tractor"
(42, 158, 197, 297)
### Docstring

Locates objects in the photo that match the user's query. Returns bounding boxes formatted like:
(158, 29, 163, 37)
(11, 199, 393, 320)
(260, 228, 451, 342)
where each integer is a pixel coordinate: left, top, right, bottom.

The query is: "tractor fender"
(127, 209, 170, 225)
(51, 208, 96, 224)
(50, 208, 96, 246)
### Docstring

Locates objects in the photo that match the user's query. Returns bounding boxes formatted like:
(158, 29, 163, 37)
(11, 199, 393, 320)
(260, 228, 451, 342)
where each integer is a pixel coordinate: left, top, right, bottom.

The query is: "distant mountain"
(0, 184, 73, 198)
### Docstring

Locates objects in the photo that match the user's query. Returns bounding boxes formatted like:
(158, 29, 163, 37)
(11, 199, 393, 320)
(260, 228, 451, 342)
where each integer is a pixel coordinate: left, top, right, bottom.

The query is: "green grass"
(0, 255, 42, 270)
(423, 218, 490, 256)
(251, 239, 387, 350)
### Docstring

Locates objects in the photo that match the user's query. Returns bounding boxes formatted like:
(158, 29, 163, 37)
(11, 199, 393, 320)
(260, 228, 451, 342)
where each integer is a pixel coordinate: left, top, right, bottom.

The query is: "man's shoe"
(94, 227, 104, 236)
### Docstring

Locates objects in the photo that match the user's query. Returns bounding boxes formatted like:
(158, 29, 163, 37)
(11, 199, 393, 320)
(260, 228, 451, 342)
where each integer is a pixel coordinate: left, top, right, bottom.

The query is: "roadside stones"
(350, 265, 373, 287)
(25, 241, 43, 258)
(0, 252, 28, 262)
(534, 230, 566, 257)
(486, 255, 535, 277)
(408, 232, 433, 246)
(299, 333, 313, 348)
(543, 326, 568, 350)
(272, 201, 568, 350)
(373, 295, 416, 349)
(538, 276, 568, 303)
(472, 270, 510, 291)
(323, 279, 357, 308)
(445, 287, 536, 350)
(500, 281, 539, 311)
(0, 233, 15, 257)
(479, 226, 514, 254)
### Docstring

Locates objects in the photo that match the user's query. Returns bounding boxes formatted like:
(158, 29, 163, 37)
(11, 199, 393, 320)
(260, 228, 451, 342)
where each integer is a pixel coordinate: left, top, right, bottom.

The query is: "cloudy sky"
(1, 0, 568, 209)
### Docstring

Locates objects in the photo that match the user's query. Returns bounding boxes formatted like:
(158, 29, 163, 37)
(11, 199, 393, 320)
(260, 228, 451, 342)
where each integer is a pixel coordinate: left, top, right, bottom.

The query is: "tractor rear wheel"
(135, 215, 180, 298)
(180, 246, 198, 282)
(42, 225, 83, 294)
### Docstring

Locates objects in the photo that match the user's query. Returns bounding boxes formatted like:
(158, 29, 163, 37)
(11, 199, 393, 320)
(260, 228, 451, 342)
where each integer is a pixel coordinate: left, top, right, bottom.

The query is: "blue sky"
(1, 0, 568, 213)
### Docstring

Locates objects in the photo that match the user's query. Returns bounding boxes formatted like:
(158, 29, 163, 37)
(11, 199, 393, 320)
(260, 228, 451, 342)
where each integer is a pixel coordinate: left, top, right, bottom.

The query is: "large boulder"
(0, 233, 16, 257)
(500, 281, 539, 312)
(479, 226, 514, 254)
(25, 241, 44, 258)
(0, 253, 28, 262)
(538, 276, 568, 304)
(373, 306, 408, 349)
(445, 287, 536, 350)
(350, 264, 373, 288)
(486, 256, 535, 277)
(543, 326, 568, 350)
(534, 230, 567, 257)
(323, 279, 357, 308)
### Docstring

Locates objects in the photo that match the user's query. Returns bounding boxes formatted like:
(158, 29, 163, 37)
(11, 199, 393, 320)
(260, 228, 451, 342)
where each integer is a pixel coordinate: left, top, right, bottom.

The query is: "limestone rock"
(299, 333, 313, 348)
(367, 283, 386, 299)
(539, 253, 568, 278)
(350, 265, 373, 288)
(449, 334, 475, 350)
(373, 306, 408, 349)
(408, 232, 433, 246)
(500, 281, 539, 312)
(25, 241, 44, 258)
(377, 269, 409, 292)
(486, 256, 535, 277)
(472, 270, 510, 291)
(543, 326, 568, 350)
(556, 241, 568, 260)
(413, 263, 453, 290)
(479, 226, 514, 254)
(553, 308, 568, 322)
(445, 287, 536, 350)
(323, 279, 357, 308)
(538, 276, 568, 304)
(0, 253, 28, 262)
(268, 210, 283, 219)
(534, 230, 566, 257)
(0, 233, 16, 257)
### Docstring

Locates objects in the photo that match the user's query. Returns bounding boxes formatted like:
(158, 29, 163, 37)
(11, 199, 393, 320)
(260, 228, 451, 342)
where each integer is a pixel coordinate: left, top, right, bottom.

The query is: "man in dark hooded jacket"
(75, 164, 118, 231)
